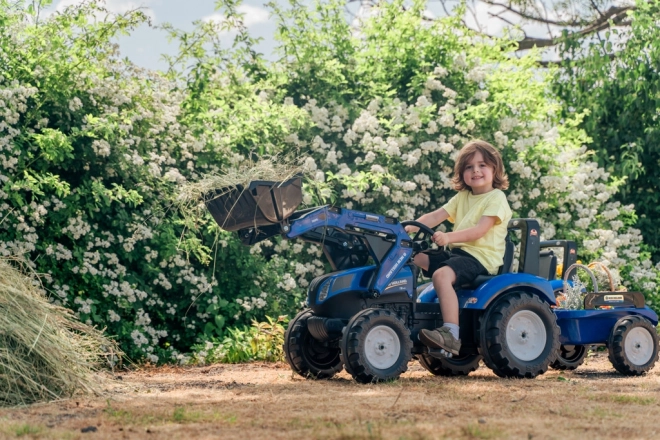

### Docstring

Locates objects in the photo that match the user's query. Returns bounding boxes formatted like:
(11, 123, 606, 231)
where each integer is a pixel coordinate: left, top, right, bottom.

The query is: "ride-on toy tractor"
(207, 177, 660, 382)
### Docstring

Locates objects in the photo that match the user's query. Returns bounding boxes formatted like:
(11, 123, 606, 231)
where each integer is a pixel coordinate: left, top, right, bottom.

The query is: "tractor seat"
(461, 233, 515, 289)
(539, 249, 557, 280)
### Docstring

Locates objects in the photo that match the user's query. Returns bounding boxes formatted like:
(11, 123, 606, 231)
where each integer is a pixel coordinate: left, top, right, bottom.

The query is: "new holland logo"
(385, 279, 408, 290)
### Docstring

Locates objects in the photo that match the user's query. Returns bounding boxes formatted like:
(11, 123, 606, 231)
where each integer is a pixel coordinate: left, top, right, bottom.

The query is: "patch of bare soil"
(1, 352, 659, 440)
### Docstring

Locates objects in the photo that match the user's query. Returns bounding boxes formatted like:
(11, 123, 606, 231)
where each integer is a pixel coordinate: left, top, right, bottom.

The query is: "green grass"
(396, 434, 431, 440)
(609, 395, 656, 405)
(590, 406, 623, 418)
(103, 400, 236, 426)
(461, 423, 503, 439)
(172, 406, 205, 423)
(103, 400, 134, 422)
(1, 422, 91, 439)
(13, 424, 44, 437)
(588, 393, 657, 406)
(0, 423, 50, 438)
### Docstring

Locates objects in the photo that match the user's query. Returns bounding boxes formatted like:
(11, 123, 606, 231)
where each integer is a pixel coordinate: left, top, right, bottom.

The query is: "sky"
(43, 0, 553, 72)
(44, 0, 279, 71)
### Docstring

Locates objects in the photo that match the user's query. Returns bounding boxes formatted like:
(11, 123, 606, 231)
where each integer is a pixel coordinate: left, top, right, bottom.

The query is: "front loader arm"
(239, 205, 414, 297)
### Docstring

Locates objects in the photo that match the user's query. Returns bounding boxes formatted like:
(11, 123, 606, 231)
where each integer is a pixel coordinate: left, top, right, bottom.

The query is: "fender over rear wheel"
(480, 292, 560, 378)
(341, 308, 412, 383)
(284, 309, 343, 379)
(608, 315, 659, 376)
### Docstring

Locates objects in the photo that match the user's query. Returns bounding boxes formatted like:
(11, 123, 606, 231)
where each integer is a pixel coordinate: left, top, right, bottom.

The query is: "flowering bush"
(0, 2, 270, 362)
(554, 0, 660, 264)
(2, 0, 658, 363)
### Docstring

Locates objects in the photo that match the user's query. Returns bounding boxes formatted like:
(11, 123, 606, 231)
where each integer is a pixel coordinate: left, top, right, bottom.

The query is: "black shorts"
(421, 248, 488, 286)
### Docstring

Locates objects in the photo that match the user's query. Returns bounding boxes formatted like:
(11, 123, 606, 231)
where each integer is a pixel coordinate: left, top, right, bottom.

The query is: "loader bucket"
(205, 176, 303, 231)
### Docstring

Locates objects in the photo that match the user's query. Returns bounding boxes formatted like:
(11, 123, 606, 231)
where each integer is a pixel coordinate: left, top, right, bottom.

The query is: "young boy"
(405, 140, 512, 355)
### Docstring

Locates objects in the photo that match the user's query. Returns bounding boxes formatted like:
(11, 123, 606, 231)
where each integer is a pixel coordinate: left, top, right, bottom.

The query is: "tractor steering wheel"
(400, 220, 436, 256)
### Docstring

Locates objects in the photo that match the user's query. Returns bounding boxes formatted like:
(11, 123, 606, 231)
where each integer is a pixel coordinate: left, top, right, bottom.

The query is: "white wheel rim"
(624, 327, 654, 366)
(506, 310, 547, 361)
(364, 325, 401, 370)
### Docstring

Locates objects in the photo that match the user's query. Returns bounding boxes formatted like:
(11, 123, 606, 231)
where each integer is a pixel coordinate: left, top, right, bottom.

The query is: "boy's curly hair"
(451, 140, 509, 191)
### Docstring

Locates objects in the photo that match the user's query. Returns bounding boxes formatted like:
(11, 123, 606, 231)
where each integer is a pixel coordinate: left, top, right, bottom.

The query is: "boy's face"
(463, 151, 495, 194)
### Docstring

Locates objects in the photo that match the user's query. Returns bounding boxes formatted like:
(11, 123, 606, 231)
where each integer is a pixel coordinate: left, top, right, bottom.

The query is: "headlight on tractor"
(318, 280, 332, 302)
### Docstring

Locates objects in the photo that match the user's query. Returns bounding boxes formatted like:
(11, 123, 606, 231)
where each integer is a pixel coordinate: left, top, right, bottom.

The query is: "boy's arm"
(405, 208, 450, 232)
(433, 215, 497, 246)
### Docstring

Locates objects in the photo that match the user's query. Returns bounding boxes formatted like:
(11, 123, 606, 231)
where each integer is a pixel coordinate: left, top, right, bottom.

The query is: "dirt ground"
(1, 352, 659, 440)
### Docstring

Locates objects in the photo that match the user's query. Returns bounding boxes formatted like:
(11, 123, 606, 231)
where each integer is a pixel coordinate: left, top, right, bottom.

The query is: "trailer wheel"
(284, 309, 343, 379)
(550, 345, 588, 371)
(481, 292, 560, 378)
(608, 315, 659, 376)
(341, 308, 412, 383)
(418, 352, 482, 376)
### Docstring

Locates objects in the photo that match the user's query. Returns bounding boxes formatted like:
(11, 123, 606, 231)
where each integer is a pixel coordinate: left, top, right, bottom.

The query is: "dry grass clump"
(176, 156, 304, 209)
(0, 257, 120, 407)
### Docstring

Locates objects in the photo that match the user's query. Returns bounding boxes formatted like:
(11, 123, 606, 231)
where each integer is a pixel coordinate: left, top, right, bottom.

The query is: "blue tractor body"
(417, 273, 557, 310)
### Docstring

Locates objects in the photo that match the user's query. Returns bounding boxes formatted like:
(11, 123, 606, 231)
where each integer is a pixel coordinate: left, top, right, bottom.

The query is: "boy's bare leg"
(432, 266, 459, 324)
(419, 265, 462, 354)
(412, 253, 430, 272)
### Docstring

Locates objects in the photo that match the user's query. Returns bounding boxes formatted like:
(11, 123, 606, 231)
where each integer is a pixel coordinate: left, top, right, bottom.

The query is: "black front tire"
(341, 308, 413, 383)
(284, 310, 343, 379)
(550, 345, 588, 370)
(418, 352, 482, 377)
(481, 292, 560, 378)
(608, 315, 659, 376)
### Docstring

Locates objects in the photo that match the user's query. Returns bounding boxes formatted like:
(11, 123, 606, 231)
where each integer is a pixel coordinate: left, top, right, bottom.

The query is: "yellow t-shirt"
(442, 189, 512, 274)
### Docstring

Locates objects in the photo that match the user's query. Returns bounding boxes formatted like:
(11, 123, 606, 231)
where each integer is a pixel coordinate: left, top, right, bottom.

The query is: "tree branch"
(589, 0, 604, 18)
(489, 10, 519, 28)
(516, 6, 634, 51)
(537, 51, 616, 67)
(482, 1, 634, 31)
(577, 5, 633, 35)
(480, 0, 586, 27)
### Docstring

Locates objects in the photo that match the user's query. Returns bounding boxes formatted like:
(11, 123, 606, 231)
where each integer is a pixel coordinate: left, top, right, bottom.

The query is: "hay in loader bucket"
(0, 258, 120, 407)
(176, 157, 305, 231)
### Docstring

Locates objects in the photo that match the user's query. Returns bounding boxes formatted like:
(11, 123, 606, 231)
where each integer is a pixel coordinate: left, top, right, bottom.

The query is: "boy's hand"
(404, 225, 419, 234)
(432, 231, 450, 246)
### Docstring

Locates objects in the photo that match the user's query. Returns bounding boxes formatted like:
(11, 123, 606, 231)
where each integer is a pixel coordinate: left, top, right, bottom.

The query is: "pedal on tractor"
(206, 178, 659, 382)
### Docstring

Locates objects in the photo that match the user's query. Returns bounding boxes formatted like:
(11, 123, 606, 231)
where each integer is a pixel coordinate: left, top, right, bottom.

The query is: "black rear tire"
(341, 308, 413, 383)
(284, 309, 343, 379)
(550, 345, 587, 370)
(480, 292, 560, 378)
(418, 352, 482, 376)
(608, 315, 659, 376)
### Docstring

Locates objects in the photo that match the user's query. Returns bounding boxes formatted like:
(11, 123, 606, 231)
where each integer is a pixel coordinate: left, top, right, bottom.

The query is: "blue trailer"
(206, 177, 659, 382)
